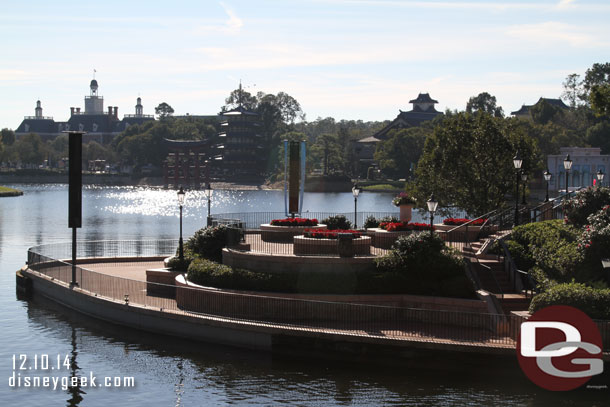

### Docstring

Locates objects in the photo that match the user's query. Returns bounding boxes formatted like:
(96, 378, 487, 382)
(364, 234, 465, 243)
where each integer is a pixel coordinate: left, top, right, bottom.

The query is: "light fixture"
(563, 154, 573, 171)
(352, 183, 361, 228)
(427, 194, 438, 236)
(513, 152, 523, 170)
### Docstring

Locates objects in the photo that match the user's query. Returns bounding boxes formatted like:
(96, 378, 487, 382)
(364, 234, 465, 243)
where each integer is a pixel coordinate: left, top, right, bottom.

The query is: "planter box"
(260, 223, 327, 242)
(293, 235, 371, 256)
(146, 267, 183, 298)
(373, 229, 411, 249)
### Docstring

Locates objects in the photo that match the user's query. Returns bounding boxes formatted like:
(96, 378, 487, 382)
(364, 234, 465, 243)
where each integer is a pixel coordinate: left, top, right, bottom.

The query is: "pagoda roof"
(510, 98, 570, 116)
(409, 93, 438, 104)
(162, 138, 209, 148)
(220, 105, 259, 116)
(357, 136, 381, 143)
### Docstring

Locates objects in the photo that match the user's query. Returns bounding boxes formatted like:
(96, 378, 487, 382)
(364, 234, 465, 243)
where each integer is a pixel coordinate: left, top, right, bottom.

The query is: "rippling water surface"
(0, 184, 606, 406)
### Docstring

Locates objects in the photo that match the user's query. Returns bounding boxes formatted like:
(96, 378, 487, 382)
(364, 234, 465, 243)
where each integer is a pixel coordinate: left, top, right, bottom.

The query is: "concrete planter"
(260, 223, 327, 242)
(373, 229, 411, 249)
(293, 235, 371, 256)
(399, 204, 414, 222)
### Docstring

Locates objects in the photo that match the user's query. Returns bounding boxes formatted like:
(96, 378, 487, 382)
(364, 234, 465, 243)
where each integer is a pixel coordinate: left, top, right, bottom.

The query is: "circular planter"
(373, 229, 411, 249)
(293, 235, 371, 256)
(260, 223, 327, 242)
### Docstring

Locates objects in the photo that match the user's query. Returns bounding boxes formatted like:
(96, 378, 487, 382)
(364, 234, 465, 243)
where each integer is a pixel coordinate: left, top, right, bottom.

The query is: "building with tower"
(15, 78, 154, 143)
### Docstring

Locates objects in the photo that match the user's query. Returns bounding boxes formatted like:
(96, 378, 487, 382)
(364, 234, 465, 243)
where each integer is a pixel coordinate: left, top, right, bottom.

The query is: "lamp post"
(352, 183, 361, 229)
(204, 182, 213, 227)
(563, 154, 572, 194)
(427, 194, 438, 237)
(521, 172, 528, 205)
(513, 151, 523, 226)
(543, 170, 552, 202)
(597, 169, 605, 187)
(177, 186, 186, 261)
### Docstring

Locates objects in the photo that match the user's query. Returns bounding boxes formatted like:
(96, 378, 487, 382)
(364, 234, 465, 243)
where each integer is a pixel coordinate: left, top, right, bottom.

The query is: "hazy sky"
(1, 0, 609, 129)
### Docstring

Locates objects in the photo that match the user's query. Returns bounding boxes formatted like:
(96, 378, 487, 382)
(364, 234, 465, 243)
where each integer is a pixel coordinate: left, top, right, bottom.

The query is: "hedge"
(529, 282, 610, 320)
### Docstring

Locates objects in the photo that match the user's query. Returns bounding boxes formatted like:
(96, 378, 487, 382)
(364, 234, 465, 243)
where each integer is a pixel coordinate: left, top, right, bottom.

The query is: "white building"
(547, 147, 608, 191)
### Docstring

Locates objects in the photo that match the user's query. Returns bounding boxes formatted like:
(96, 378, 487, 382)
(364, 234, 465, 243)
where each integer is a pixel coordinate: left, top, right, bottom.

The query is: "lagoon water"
(0, 185, 605, 406)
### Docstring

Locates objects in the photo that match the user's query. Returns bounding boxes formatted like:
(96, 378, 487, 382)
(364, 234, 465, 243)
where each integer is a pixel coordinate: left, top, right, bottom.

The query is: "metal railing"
(211, 212, 402, 230)
(24, 240, 542, 349)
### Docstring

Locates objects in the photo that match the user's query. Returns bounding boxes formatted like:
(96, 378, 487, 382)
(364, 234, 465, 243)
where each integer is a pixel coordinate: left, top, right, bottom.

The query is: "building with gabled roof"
(511, 97, 569, 118)
(354, 93, 443, 176)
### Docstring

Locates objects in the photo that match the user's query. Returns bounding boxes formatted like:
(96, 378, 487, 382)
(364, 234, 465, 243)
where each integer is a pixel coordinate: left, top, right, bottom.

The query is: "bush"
(578, 205, 610, 263)
(508, 220, 586, 282)
(185, 225, 229, 262)
(187, 258, 277, 291)
(529, 282, 610, 320)
(364, 215, 379, 229)
(166, 255, 192, 271)
(563, 187, 610, 227)
(375, 233, 475, 298)
(321, 215, 353, 230)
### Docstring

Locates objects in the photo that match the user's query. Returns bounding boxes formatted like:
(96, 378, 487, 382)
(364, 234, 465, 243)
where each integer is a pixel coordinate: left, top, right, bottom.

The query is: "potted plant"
(392, 192, 417, 222)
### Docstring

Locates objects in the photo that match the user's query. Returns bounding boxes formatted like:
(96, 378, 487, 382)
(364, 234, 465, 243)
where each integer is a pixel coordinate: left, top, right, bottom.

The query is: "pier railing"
(26, 240, 610, 351)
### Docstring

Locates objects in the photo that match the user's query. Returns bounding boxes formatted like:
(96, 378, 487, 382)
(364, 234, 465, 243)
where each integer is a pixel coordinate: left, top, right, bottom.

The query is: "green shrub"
(578, 205, 610, 263)
(185, 225, 229, 262)
(364, 216, 379, 229)
(166, 255, 192, 271)
(563, 186, 610, 227)
(375, 233, 475, 298)
(321, 215, 353, 230)
(504, 240, 535, 272)
(507, 220, 587, 282)
(529, 282, 610, 320)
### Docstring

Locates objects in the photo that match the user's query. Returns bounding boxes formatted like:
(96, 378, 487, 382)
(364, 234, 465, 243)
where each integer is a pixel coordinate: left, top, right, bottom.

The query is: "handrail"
(446, 209, 499, 234)
(479, 263, 503, 300)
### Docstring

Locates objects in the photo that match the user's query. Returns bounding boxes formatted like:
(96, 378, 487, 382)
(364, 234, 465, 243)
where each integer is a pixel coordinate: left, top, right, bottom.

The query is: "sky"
(1, 0, 609, 129)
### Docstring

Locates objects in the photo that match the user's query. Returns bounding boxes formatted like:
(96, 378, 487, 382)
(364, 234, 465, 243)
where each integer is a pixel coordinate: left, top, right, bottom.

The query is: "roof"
(15, 118, 57, 134)
(357, 136, 381, 143)
(220, 105, 259, 116)
(163, 138, 209, 149)
(67, 114, 119, 133)
(511, 98, 570, 116)
(409, 93, 438, 104)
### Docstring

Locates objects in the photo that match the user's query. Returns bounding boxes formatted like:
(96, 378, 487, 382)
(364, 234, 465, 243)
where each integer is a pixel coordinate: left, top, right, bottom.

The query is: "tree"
(530, 99, 562, 125)
(274, 92, 305, 124)
(466, 92, 504, 117)
(561, 73, 584, 108)
(13, 133, 47, 165)
(155, 102, 174, 119)
(582, 63, 610, 96)
(1, 128, 15, 146)
(590, 84, 610, 117)
(311, 134, 343, 175)
(222, 88, 258, 111)
(374, 128, 428, 180)
(586, 120, 610, 154)
(413, 113, 540, 215)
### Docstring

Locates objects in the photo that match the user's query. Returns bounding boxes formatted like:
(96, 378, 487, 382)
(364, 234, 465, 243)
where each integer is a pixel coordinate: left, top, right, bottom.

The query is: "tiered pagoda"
(217, 85, 266, 176)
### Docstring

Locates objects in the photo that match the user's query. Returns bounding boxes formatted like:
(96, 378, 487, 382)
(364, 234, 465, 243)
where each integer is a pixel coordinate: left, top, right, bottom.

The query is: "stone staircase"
(461, 235, 531, 315)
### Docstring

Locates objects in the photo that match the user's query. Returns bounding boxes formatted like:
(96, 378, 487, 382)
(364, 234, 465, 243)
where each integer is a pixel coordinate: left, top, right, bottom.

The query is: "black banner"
(68, 132, 82, 228)
(288, 141, 300, 214)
